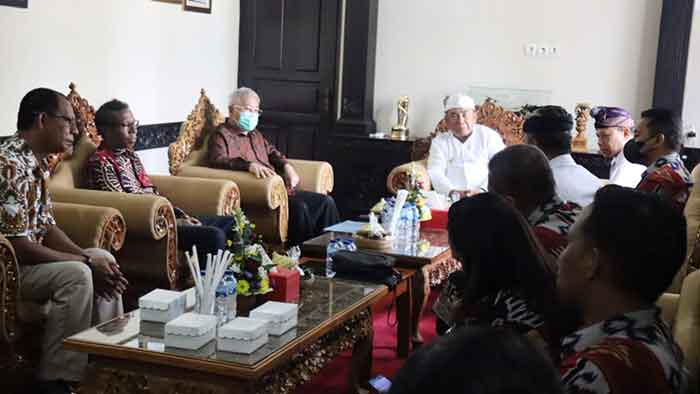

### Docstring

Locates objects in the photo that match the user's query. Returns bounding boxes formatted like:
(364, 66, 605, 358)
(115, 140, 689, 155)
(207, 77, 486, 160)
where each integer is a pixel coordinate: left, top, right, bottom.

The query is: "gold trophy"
(572, 102, 591, 152)
(391, 96, 410, 140)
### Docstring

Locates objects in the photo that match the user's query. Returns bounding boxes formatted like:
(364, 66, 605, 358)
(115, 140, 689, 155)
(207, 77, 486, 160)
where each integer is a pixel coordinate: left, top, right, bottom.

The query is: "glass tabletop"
(302, 228, 449, 263)
(67, 277, 383, 368)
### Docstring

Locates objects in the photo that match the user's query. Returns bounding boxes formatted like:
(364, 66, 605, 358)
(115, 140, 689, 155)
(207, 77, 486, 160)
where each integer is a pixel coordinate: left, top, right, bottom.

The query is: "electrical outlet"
(524, 43, 537, 57)
(538, 46, 548, 56)
(547, 46, 559, 56)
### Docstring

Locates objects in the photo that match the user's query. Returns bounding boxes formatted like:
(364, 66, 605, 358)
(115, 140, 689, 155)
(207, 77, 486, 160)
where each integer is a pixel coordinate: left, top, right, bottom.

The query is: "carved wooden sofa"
(168, 90, 334, 244)
(386, 98, 529, 194)
(0, 203, 125, 388)
(48, 84, 241, 299)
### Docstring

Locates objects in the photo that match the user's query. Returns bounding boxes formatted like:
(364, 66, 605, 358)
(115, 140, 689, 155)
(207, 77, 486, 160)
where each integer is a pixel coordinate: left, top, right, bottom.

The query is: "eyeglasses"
(232, 105, 262, 115)
(41, 112, 77, 129)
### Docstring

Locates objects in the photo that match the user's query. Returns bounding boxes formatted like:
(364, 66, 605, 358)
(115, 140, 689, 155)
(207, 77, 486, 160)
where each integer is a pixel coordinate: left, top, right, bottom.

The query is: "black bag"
(332, 250, 402, 289)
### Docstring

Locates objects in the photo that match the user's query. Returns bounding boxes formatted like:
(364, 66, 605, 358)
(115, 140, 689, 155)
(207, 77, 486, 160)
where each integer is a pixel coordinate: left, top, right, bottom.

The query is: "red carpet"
(296, 292, 439, 394)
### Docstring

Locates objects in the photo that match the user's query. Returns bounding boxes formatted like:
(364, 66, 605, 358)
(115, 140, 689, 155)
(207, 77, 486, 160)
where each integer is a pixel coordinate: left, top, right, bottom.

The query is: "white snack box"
(139, 289, 186, 323)
(218, 317, 269, 354)
(249, 301, 298, 336)
(164, 312, 217, 350)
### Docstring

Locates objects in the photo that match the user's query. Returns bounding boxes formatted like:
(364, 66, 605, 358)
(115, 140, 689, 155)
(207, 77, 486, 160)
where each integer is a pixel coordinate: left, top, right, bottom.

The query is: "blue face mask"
(237, 111, 259, 132)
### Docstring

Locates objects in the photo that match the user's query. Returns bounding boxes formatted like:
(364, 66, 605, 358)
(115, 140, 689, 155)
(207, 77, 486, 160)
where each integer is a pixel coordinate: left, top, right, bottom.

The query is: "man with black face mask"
(624, 108, 692, 211)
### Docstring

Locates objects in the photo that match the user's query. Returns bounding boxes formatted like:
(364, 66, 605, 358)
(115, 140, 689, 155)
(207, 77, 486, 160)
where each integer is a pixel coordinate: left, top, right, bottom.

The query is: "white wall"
(0, 0, 239, 134)
(373, 0, 662, 143)
(684, 7, 700, 148)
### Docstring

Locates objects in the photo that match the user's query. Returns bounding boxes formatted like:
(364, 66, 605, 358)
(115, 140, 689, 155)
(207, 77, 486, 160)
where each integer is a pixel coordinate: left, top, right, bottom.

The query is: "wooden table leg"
(396, 274, 412, 357)
(410, 267, 431, 344)
(348, 317, 374, 394)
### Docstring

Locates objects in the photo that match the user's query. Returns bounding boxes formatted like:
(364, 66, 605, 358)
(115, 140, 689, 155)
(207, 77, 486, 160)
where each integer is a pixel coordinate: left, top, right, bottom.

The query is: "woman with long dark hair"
(442, 192, 563, 354)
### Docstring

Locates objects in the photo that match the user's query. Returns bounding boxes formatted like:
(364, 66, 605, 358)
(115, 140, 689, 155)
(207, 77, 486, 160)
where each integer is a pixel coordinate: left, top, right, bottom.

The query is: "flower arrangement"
(226, 208, 274, 296)
(406, 163, 432, 222)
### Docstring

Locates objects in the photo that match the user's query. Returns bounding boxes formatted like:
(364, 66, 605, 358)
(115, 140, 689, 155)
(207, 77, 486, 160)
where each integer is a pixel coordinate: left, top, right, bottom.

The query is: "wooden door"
(238, 0, 339, 160)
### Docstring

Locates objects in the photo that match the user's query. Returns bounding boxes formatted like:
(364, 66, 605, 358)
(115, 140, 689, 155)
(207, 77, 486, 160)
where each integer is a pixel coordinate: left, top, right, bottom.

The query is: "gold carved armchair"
(168, 90, 334, 244)
(48, 83, 240, 295)
(386, 98, 527, 194)
(0, 203, 125, 385)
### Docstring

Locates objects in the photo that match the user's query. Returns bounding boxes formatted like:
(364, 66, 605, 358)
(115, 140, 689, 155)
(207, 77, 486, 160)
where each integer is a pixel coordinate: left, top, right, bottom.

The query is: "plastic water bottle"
(407, 203, 420, 243)
(215, 278, 229, 324)
(326, 239, 341, 278)
(224, 270, 237, 320)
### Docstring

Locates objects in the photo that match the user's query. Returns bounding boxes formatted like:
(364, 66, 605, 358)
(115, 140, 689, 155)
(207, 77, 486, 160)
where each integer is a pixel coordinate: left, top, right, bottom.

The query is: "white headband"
(444, 94, 475, 111)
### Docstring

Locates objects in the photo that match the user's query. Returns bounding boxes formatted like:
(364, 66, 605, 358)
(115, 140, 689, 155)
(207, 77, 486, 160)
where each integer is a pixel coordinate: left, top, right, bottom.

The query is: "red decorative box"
(266, 267, 300, 303)
(422, 208, 448, 230)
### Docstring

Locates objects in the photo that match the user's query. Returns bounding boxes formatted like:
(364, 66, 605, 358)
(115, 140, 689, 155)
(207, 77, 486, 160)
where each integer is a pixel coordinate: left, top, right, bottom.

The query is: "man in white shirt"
(523, 105, 600, 207)
(427, 94, 505, 200)
(591, 106, 645, 187)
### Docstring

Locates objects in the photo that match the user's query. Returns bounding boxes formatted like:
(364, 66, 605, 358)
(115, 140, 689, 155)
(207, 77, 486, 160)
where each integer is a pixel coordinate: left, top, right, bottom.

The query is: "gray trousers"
(19, 248, 123, 382)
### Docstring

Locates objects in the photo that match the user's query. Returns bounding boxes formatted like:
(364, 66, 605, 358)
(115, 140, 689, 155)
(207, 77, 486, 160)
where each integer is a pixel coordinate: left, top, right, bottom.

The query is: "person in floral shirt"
(624, 108, 692, 211)
(0, 88, 125, 394)
(488, 144, 582, 259)
(557, 185, 688, 394)
(86, 99, 237, 263)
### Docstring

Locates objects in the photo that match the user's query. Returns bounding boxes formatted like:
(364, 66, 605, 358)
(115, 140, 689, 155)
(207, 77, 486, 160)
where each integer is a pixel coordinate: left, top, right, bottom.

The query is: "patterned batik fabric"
(0, 134, 56, 243)
(86, 145, 188, 218)
(528, 196, 582, 258)
(86, 145, 156, 194)
(637, 153, 692, 212)
(560, 307, 688, 394)
(466, 289, 545, 334)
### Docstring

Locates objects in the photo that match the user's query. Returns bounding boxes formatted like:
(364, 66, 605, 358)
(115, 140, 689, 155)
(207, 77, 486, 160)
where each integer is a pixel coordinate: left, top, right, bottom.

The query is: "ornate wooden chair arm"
(386, 160, 431, 195)
(53, 202, 126, 251)
(0, 235, 19, 369)
(287, 159, 334, 195)
(150, 175, 240, 217)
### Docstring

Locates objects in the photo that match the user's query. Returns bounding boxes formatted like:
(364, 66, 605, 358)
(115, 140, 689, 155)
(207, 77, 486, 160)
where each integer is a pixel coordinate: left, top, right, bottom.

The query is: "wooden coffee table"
(64, 276, 408, 394)
(302, 228, 458, 348)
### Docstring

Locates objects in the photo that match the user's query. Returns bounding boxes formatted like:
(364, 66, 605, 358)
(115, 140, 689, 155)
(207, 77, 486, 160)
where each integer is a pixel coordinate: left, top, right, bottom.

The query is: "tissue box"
(249, 301, 298, 336)
(139, 289, 186, 323)
(266, 267, 300, 303)
(422, 208, 448, 230)
(218, 317, 269, 354)
(164, 312, 217, 350)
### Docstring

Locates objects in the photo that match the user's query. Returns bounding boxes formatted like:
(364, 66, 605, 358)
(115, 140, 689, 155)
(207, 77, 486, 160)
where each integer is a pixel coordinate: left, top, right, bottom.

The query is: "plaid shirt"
(528, 196, 582, 258)
(207, 121, 288, 173)
(560, 308, 687, 394)
(0, 135, 56, 243)
(637, 153, 692, 212)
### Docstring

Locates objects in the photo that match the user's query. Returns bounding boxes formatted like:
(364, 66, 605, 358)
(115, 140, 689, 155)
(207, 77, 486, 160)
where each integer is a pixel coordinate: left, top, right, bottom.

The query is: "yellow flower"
(227, 240, 233, 247)
(237, 279, 251, 295)
(260, 278, 270, 293)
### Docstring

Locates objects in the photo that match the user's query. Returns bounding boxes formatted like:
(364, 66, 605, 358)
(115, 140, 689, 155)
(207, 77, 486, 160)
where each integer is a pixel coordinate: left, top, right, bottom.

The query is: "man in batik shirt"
(1, 89, 125, 394)
(488, 144, 581, 259)
(558, 186, 688, 394)
(624, 108, 692, 211)
(207, 87, 340, 246)
(86, 99, 236, 263)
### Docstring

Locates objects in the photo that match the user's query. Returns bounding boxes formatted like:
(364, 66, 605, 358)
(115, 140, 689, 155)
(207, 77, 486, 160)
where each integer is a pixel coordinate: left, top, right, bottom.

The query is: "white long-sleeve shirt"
(427, 125, 505, 194)
(550, 154, 601, 207)
(609, 149, 646, 187)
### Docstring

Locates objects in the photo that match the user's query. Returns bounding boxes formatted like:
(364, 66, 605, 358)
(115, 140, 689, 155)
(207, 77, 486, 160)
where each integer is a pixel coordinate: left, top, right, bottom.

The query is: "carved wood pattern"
(270, 182, 289, 244)
(168, 89, 225, 175)
(77, 310, 372, 394)
(222, 187, 241, 216)
(99, 214, 127, 253)
(48, 83, 102, 173)
(0, 240, 19, 369)
(154, 205, 179, 289)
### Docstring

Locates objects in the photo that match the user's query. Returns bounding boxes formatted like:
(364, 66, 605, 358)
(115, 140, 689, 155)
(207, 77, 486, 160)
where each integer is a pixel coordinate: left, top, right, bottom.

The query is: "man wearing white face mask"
(427, 93, 505, 200)
(208, 87, 340, 245)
